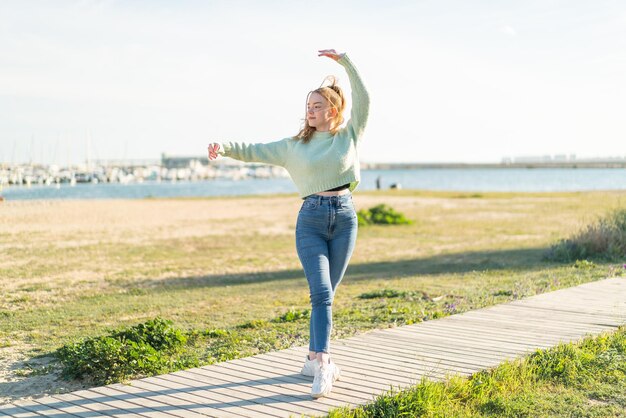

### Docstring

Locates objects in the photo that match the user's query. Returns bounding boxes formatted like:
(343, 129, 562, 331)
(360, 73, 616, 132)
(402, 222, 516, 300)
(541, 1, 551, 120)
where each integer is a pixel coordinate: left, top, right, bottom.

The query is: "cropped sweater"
(215, 54, 369, 198)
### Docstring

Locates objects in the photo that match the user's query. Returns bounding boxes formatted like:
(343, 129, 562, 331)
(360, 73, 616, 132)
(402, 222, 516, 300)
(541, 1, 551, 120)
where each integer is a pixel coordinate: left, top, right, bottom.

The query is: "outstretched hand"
(207, 143, 220, 161)
(318, 49, 345, 61)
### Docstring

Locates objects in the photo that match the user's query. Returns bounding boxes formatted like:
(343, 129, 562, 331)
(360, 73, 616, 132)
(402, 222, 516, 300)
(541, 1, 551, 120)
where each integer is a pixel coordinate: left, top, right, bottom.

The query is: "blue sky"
(1, 0, 625, 164)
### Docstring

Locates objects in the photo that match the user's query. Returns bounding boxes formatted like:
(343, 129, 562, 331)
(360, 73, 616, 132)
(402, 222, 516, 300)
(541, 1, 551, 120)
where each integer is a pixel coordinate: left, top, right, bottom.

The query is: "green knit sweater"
(216, 54, 369, 198)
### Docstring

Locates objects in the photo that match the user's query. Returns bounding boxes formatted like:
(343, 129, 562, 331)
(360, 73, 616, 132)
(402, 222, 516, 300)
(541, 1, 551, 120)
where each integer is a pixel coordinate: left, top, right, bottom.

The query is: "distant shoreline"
(362, 162, 626, 169)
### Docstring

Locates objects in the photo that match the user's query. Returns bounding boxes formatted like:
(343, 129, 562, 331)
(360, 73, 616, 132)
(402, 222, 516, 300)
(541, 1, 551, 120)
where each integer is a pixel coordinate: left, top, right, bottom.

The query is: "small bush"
(56, 317, 195, 384)
(545, 208, 626, 262)
(112, 317, 187, 350)
(357, 204, 412, 226)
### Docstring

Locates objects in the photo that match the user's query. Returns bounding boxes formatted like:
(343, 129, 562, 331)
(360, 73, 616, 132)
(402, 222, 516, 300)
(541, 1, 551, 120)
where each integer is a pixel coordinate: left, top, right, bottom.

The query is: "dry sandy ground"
(0, 345, 90, 405)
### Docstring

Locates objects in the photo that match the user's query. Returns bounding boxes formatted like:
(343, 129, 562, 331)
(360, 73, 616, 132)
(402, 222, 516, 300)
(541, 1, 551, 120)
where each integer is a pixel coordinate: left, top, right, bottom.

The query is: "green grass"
(328, 326, 626, 418)
(47, 262, 616, 385)
(357, 204, 413, 226)
(56, 317, 196, 384)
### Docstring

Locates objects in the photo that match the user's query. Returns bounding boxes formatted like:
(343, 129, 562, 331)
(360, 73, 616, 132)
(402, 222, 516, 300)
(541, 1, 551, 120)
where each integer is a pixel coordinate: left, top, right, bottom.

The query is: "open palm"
(318, 49, 345, 61)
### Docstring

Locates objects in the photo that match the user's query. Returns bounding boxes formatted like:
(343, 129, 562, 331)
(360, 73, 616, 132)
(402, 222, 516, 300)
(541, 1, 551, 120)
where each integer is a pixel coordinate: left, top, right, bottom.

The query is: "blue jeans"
(295, 193, 358, 353)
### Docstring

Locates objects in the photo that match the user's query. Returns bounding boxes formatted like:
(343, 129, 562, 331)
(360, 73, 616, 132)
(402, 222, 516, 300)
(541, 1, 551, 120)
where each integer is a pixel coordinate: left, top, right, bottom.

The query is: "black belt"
(324, 183, 350, 192)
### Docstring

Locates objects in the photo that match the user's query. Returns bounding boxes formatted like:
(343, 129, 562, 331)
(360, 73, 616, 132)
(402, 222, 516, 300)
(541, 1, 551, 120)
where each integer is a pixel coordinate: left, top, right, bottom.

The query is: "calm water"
(3, 168, 626, 200)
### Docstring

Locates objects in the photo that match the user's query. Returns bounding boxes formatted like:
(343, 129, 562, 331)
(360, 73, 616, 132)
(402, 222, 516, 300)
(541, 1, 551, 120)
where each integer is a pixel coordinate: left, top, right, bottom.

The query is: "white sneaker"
(311, 360, 341, 398)
(301, 355, 319, 377)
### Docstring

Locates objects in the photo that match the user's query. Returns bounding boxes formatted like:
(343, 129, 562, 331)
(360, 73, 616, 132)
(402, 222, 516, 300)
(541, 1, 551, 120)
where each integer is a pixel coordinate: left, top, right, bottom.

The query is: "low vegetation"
(356, 204, 412, 226)
(328, 327, 626, 417)
(56, 318, 197, 384)
(546, 207, 626, 262)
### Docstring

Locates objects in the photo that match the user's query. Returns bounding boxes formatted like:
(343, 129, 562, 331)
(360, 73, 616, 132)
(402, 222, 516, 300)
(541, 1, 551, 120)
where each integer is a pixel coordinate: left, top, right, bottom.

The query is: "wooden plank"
(190, 358, 373, 403)
(450, 311, 613, 333)
(327, 343, 475, 377)
(89, 385, 209, 418)
(198, 364, 339, 416)
(342, 334, 511, 365)
(49, 393, 131, 417)
(251, 352, 396, 397)
(330, 339, 490, 372)
(182, 366, 338, 411)
(215, 360, 352, 407)
(211, 359, 373, 413)
(415, 320, 587, 345)
(76, 388, 175, 418)
(358, 326, 524, 352)
(180, 370, 346, 414)
(179, 367, 337, 417)
(394, 322, 556, 347)
(510, 299, 625, 315)
(55, 389, 162, 418)
(387, 326, 553, 350)
(370, 327, 546, 354)
(518, 301, 626, 312)
(248, 350, 419, 387)
(255, 351, 405, 394)
(497, 303, 625, 321)
(415, 321, 568, 345)
(427, 311, 604, 333)
(106, 382, 212, 417)
(529, 292, 624, 303)
(460, 313, 618, 335)
(153, 372, 291, 418)
(123, 378, 253, 418)
(345, 332, 511, 362)
(2, 402, 71, 418)
(254, 353, 410, 390)
(0, 404, 45, 417)
(477, 306, 622, 325)
(12, 396, 104, 417)
(156, 371, 310, 418)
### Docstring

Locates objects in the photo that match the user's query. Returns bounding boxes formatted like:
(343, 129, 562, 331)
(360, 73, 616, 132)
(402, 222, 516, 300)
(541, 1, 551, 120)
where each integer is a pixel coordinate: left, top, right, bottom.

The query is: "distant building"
(161, 154, 210, 169)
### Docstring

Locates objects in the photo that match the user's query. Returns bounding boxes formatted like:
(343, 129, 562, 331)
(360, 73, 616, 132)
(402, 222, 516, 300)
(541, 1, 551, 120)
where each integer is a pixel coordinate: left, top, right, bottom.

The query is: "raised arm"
(208, 138, 290, 167)
(319, 49, 370, 142)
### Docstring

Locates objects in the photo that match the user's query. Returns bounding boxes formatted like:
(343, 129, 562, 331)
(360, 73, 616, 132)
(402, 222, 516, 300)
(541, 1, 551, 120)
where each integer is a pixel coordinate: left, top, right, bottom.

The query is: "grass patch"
(274, 308, 311, 323)
(357, 289, 431, 301)
(56, 317, 197, 384)
(328, 326, 626, 417)
(546, 208, 626, 262)
(358, 289, 406, 299)
(357, 204, 413, 226)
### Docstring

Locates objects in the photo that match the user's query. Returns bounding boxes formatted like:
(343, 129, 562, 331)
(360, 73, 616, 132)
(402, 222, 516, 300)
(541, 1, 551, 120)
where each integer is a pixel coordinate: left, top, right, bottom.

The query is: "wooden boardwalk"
(2, 278, 624, 418)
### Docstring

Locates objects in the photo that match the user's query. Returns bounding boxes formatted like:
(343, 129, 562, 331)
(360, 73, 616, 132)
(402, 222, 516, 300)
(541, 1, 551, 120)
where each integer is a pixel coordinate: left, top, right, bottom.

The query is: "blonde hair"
(294, 76, 346, 144)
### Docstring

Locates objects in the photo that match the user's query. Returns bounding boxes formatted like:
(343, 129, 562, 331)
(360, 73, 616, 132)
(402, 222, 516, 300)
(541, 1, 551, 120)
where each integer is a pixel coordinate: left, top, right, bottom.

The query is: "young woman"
(208, 48, 369, 398)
